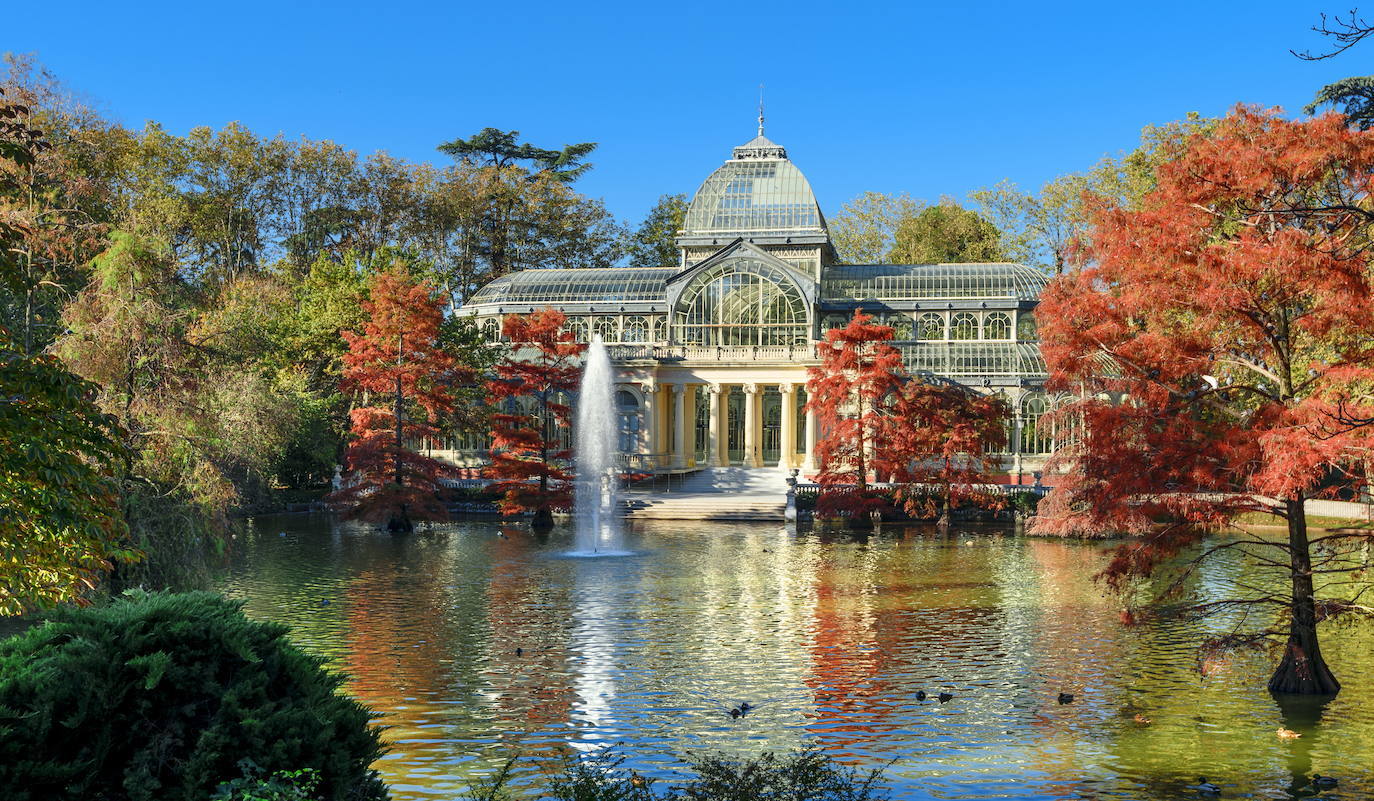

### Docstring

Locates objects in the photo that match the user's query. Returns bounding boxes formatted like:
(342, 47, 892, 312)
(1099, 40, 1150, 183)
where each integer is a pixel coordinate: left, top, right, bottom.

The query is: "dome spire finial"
(757, 83, 765, 137)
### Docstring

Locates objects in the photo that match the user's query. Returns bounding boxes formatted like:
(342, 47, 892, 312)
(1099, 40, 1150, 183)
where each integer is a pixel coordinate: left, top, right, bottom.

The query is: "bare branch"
(1293, 9, 1374, 60)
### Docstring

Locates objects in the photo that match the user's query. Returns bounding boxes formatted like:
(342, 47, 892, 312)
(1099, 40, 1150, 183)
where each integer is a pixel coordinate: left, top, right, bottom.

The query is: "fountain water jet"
(572, 337, 627, 555)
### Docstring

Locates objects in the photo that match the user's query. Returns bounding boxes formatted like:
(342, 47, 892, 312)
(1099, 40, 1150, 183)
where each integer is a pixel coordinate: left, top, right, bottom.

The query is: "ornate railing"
(605, 343, 819, 363)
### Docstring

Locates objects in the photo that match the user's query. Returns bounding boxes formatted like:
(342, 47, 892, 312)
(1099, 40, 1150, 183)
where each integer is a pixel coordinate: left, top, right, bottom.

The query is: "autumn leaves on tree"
(484, 309, 584, 529)
(1034, 107, 1374, 695)
(335, 267, 470, 532)
(806, 312, 1006, 527)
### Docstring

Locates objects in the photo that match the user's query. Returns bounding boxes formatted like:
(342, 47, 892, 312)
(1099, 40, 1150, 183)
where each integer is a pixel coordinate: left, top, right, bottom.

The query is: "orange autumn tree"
(887, 382, 1008, 528)
(806, 311, 906, 525)
(485, 309, 585, 529)
(335, 267, 468, 532)
(1034, 106, 1374, 695)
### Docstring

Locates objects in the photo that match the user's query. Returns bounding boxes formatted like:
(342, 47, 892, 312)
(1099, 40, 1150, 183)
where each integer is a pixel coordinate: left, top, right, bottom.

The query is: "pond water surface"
(219, 516, 1374, 800)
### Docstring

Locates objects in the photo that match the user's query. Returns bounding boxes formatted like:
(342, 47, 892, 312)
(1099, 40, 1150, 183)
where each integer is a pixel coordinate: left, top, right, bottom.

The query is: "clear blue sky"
(7, 0, 1364, 225)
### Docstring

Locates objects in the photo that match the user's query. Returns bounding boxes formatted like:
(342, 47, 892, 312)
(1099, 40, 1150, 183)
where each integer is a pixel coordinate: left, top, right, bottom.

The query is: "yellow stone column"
(778, 383, 797, 470)
(802, 403, 818, 473)
(743, 383, 761, 468)
(640, 383, 657, 472)
(671, 383, 689, 469)
(707, 384, 723, 466)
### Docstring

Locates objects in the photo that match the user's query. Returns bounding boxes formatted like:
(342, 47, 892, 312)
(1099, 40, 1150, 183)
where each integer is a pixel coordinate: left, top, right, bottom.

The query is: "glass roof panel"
(466, 268, 675, 306)
(898, 342, 1048, 377)
(682, 157, 826, 238)
(821, 263, 1048, 302)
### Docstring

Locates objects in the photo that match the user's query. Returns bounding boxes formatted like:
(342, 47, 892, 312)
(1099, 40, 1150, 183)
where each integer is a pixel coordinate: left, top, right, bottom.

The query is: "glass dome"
(465, 268, 675, 306)
(820, 263, 1048, 302)
(681, 136, 827, 239)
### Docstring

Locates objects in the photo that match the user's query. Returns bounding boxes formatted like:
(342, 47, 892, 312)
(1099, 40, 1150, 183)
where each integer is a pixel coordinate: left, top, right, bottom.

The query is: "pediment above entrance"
(664, 238, 818, 309)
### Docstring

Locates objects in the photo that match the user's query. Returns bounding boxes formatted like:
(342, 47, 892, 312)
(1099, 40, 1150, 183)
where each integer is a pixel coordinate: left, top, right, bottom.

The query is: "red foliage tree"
(806, 311, 907, 525)
(1033, 106, 1374, 695)
(887, 382, 1008, 527)
(335, 267, 467, 532)
(485, 308, 585, 529)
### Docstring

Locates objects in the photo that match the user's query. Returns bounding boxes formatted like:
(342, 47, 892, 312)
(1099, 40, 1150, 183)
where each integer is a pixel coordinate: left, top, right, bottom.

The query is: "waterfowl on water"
(515, 647, 523, 657)
(1132, 714, 1152, 725)
(1313, 775, 1338, 789)
(938, 692, 953, 703)
(1193, 777, 1221, 795)
(729, 707, 741, 719)
(1276, 728, 1300, 739)
(1057, 692, 1074, 705)
(739, 702, 752, 712)
(915, 690, 927, 701)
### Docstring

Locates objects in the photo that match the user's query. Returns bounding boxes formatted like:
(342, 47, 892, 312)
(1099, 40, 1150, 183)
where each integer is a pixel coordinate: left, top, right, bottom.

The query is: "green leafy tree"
(889, 200, 1004, 263)
(0, 327, 133, 614)
(1306, 76, 1374, 129)
(624, 192, 687, 268)
(828, 191, 925, 263)
(436, 127, 597, 182)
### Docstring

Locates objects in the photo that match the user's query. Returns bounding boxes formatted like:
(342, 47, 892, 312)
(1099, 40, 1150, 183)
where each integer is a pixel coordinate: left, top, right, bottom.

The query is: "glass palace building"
(455, 132, 1053, 479)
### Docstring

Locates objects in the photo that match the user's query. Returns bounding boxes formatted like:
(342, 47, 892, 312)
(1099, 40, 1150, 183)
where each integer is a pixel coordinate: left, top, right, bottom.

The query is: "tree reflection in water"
(219, 517, 1374, 800)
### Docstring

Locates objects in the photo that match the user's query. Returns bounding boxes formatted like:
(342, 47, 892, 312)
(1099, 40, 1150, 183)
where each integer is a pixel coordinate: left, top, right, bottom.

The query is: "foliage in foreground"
(0, 591, 386, 801)
(464, 748, 888, 801)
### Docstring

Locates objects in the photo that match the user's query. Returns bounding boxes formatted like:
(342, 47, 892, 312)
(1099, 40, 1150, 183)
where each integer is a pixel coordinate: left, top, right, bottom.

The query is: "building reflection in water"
(218, 516, 1374, 800)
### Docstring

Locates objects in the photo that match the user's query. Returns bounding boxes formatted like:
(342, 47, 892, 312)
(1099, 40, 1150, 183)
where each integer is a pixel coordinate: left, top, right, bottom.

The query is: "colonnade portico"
(629, 378, 813, 472)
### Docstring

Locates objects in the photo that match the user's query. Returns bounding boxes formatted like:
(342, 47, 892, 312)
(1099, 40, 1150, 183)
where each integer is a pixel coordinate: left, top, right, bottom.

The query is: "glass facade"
(821, 263, 1048, 302)
(673, 258, 810, 345)
(455, 131, 1056, 468)
(468, 268, 675, 306)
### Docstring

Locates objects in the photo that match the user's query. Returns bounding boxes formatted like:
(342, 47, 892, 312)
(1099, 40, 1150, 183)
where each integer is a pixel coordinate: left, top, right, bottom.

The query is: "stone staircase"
(622, 467, 791, 521)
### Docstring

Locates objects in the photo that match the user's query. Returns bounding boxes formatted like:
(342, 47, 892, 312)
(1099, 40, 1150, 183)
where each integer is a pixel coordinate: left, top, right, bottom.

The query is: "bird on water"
(938, 692, 953, 703)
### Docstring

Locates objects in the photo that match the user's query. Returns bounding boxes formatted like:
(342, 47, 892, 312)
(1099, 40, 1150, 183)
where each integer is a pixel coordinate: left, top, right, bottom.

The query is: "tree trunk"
(531, 507, 554, 531)
(1268, 494, 1341, 695)
(393, 373, 404, 485)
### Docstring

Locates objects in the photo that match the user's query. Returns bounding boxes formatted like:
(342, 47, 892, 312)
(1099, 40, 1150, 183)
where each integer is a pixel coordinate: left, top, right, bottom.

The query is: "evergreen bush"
(0, 590, 386, 801)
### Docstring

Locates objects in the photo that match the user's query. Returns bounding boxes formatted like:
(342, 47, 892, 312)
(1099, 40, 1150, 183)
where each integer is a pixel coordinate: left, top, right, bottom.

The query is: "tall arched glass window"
(623, 315, 649, 343)
(651, 316, 667, 342)
(984, 312, 1011, 340)
(1019, 393, 1053, 454)
(951, 312, 979, 341)
(673, 258, 809, 346)
(1016, 311, 1037, 341)
(917, 312, 945, 341)
(483, 318, 501, 342)
(615, 390, 641, 453)
(566, 317, 588, 343)
(593, 315, 619, 342)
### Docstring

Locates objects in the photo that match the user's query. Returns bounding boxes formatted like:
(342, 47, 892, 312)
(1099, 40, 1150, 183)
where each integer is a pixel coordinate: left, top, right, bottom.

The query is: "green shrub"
(212, 760, 321, 801)
(672, 749, 888, 801)
(0, 590, 386, 801)
(462, 748, 887, 801)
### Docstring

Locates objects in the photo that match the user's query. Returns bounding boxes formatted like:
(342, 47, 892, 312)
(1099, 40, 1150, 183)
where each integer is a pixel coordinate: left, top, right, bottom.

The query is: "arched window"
(615, 390, 641, 453)
(566, 317, 588, 343)
(984, 312, 1011, 340)
(593, 315, 619, 342)
(673, 258, 809, 346)
(917, 312, 945, 341)
(951, 312, 979, 341)
(623, 315, 649, 343)
(886, 314, 914, 341)
(483, 318, 501, 342)
(650, 316, 667, 342)
(824, 314, 848, 331)
(1019, 393, 1053, 454)
(1016, 311, 1037, 342)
